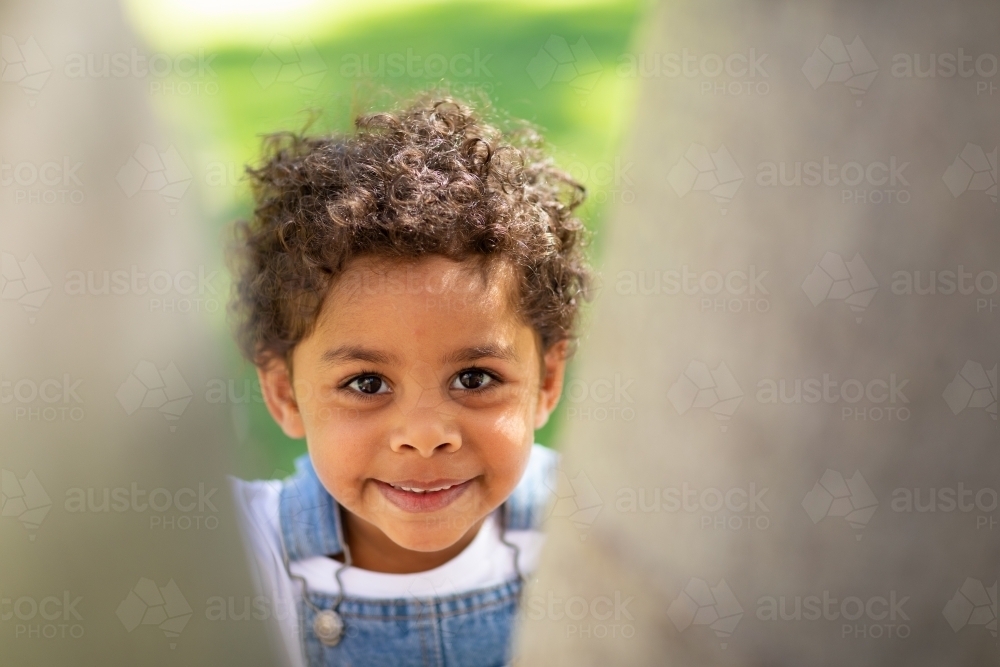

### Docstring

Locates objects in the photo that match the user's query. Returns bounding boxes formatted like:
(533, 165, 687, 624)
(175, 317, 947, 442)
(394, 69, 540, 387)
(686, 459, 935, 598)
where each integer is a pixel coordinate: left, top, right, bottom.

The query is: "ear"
(257, 359, 306, 439)
(534, 339, 570, 430)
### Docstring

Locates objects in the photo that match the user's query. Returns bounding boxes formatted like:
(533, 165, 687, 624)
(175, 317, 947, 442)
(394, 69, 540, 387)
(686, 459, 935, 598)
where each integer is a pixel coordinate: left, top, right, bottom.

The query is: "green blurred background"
(122, 0, 649, 476)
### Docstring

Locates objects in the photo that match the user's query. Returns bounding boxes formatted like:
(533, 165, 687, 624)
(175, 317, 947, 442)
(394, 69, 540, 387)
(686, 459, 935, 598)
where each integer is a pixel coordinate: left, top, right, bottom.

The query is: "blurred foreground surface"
(1, 0, 279, 663)
(516, 1, 1000, 665)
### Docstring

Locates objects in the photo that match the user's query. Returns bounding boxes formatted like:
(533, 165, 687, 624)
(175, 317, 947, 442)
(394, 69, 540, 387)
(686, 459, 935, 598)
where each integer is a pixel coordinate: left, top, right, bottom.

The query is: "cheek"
(303, 412, 383, 505)
(461, 392, 534, 447)
(460, 381, 540, 464)
(464, 411, 534, 500)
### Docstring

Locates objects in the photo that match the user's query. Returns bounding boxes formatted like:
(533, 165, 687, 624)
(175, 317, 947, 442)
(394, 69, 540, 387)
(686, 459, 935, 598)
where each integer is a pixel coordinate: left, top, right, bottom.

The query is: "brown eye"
(348, 375, 387, 395)
(452, 370, 493, 390)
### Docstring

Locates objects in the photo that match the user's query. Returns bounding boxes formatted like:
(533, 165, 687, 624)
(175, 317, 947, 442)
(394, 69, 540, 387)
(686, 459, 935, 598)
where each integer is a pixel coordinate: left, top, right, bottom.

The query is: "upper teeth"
(391, 483, 457, 493)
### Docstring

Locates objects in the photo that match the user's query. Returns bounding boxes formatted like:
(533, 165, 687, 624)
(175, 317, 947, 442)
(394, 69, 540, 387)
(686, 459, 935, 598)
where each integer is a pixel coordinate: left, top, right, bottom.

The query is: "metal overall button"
(313, 609, 344, 646)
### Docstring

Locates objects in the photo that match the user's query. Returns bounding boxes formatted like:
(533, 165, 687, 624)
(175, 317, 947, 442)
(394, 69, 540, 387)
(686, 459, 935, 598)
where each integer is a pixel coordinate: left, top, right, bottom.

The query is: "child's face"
(258, 255, 567, 555)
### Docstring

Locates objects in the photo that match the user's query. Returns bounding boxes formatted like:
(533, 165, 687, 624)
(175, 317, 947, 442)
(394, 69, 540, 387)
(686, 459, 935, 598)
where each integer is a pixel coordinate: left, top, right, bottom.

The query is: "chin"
(383, 516, 477, 552)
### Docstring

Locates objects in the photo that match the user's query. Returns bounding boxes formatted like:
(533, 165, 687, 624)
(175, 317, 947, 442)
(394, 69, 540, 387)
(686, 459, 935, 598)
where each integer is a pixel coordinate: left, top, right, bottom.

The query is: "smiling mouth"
(387, 482, 462, 494)
(374, 478, 474, 512)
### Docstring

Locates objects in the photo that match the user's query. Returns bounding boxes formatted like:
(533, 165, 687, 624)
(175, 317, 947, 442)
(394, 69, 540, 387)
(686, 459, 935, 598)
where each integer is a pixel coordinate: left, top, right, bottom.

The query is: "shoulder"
(503, 443, 560, 531)
(228, 476, 307, 667)
(229, 476, 281, 530)
(228, 476, 284, 582)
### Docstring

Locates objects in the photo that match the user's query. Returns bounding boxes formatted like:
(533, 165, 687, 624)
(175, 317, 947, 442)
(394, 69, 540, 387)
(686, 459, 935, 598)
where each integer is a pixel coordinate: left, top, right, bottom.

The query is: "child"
(228, 93, 591, 667)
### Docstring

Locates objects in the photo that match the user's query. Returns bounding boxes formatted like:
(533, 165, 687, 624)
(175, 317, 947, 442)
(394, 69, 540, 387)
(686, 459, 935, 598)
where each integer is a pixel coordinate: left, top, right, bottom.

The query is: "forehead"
(306, 255, 530, 352)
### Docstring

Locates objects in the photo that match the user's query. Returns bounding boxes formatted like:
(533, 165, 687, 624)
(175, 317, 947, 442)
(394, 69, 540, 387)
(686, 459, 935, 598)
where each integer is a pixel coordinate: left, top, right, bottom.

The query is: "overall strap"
(278, 454, 343, 561)
(502, 444, 560, 531)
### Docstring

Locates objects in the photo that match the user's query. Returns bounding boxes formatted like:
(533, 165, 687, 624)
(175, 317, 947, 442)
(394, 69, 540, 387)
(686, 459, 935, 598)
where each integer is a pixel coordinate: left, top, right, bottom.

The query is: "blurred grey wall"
(0, 0, 275, 664)
(517, 1, 1000, 665)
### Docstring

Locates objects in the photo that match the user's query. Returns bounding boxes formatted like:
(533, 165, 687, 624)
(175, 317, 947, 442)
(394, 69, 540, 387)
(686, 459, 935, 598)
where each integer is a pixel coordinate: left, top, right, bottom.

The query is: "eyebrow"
(320, 346, 400, 366)
(319, 343, 518, 367)
(443, 344, 518, 365)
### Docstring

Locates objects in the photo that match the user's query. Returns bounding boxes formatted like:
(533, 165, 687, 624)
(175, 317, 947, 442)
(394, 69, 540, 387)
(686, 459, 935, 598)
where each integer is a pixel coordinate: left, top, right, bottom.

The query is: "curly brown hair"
(230, 92, 592, 367)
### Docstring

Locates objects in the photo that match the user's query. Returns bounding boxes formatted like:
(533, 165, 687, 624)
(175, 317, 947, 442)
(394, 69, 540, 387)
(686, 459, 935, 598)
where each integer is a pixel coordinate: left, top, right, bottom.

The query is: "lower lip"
(375, 479, 474, 513)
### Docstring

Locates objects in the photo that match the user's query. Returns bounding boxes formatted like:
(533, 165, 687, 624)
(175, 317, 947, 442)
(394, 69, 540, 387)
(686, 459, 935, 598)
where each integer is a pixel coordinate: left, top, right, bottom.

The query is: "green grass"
(150, 0, 646, 476)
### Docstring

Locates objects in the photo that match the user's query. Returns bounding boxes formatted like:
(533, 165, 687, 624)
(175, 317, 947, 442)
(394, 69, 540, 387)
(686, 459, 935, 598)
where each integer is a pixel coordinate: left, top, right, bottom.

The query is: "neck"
(334, 510, 487, 574)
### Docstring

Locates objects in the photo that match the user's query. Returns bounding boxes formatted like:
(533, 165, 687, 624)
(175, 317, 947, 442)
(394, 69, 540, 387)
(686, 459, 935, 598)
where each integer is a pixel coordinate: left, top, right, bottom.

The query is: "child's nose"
(388, 406, 463, 457)
(387, 365, 463, 456)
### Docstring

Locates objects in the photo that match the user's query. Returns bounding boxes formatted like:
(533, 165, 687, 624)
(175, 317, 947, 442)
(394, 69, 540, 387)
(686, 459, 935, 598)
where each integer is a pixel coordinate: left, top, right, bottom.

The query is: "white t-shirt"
(229, 477, 545, 667)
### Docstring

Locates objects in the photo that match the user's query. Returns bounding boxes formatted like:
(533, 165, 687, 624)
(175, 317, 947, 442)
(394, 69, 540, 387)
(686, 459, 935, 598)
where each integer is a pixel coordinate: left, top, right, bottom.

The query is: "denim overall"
(278, 444, 558, 667)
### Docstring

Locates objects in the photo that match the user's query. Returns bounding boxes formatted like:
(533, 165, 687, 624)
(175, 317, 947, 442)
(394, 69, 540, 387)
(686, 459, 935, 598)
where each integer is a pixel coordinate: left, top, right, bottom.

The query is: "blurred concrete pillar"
(517, 1, 999, 664)
(1, 1, 274, 664)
